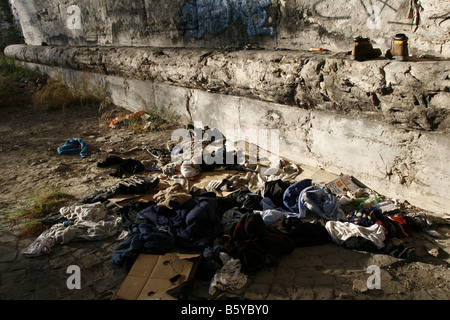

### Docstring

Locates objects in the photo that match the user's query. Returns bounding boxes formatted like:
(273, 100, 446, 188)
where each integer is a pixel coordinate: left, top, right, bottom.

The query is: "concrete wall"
(9, 0, 450, 57)
(4, 0, 450, 217)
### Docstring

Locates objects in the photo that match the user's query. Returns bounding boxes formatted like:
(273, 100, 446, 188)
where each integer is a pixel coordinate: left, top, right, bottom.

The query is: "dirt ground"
(0, 100, 449, 300)
(0, 102, 172, 213)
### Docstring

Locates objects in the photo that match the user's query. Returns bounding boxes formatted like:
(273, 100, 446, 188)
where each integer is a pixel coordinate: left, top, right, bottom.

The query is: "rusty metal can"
(391, 33, 409, 61)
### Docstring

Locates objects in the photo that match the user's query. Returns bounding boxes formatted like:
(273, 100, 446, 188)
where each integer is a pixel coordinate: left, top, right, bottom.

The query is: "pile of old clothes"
(195, 212, 333, 295)
(110, 179, 338, 276)
(198, 196, 333, 278)
(167, 126, 301, 194)
(22, 176, 161, 259)
(111, 194, 226, 267)
(213, 177, 428, 281)
(324, 201, 417, 258)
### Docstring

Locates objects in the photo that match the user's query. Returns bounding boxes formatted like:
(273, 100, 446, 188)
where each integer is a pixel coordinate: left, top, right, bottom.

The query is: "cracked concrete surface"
(5, 45, 450, 133)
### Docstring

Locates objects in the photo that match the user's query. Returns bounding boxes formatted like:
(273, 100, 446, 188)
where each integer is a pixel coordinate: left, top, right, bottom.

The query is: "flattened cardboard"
(113, 253, 200, 300)
(326, 175, 361, 195)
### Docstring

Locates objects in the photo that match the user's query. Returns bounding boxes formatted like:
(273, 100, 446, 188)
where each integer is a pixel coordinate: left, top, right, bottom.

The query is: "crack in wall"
(185, 89, 194, 123)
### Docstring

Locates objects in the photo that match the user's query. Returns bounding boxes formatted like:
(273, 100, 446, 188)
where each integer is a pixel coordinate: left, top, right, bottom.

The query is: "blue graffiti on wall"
(182, 0, 275, 38)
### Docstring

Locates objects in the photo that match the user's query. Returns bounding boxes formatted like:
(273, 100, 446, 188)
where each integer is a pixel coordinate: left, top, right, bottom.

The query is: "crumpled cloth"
(299, 186, 341, 221)
(238, 161, 301, 194)
(208, 253, 248, 295)
(325, 221, 386, 249)
(22, 202, 121, 258)
(255, 209, 287, 225)
(59, 202, 110, 222)
(154, 182, 192, 209)
(221, 208, 247, 234)
(57, 138, 88, 158)
(283, 179, 312, 213)
(180, 162, 201, 178)
(198, 158, 301, 195)
(111, 223, 176, 266)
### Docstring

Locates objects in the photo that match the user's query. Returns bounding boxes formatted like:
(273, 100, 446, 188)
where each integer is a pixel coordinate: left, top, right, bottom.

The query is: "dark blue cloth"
(57, 138, 88, 158)
(298, 186, 340, 220)
(345, 208, 376, 227)
(283, 179, 312, 213)
(137, 196, 223, 250)
(137, 204, 175, 227)
(111, 223, 175, 266)
(196, 245, 226, 281)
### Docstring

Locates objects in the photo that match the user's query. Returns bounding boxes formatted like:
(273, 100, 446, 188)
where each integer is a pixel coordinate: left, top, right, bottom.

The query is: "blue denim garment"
(282, 179, 312, 213)
(111, 223, 175, 266)
(137, 197, 223, 250)
(298, 186, 340, 221)
(57, 138, 88, 158)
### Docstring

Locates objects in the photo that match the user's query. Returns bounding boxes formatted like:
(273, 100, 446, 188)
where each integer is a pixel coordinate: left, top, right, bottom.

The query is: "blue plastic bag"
(57, 138, 88, 158)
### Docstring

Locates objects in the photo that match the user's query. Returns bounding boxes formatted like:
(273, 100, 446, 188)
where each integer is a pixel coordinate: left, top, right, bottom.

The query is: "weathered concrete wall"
(5, 44, 450, 133)
(9, 0, 450, 57)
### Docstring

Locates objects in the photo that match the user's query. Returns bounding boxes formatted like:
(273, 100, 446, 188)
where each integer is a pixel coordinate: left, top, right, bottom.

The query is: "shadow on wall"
(0, 0, 23, 50)
(8, 0, 45, 45)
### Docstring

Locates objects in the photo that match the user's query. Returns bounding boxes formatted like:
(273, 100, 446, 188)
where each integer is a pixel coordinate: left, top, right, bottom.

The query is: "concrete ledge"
(5, 44, 450, 133)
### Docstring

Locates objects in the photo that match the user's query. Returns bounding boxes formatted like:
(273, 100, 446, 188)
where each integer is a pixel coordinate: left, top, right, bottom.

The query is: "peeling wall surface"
(4, 0, 450, 216)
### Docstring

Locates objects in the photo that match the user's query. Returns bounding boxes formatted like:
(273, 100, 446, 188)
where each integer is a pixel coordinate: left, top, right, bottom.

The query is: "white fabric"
(325, 221, 386, 249)
(209, 253, 248, 295)
(180, 162, 201, 178)
(21, 228, 55, 257)
(59, 202, 109, 222)
(22, 202, 121, 258)
(233, 161, 301, 194)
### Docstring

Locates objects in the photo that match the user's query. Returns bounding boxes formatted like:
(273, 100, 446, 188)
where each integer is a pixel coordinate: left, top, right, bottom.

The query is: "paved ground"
(0, 211, 449, 301)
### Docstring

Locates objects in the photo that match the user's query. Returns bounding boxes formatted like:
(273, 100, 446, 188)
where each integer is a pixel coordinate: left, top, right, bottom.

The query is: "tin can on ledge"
(351, 36, 381, 61)
(391, 33, 409, 61)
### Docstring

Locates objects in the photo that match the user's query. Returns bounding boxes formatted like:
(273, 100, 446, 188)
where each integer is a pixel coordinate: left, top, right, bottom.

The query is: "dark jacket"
(137, 196, 223, 250)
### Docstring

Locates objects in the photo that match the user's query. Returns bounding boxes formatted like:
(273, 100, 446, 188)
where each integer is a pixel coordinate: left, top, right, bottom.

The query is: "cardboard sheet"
(113, 253, 200, 300)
